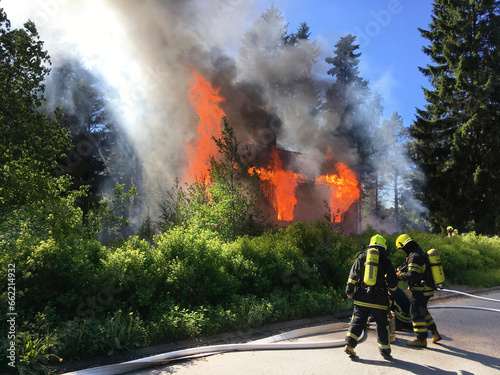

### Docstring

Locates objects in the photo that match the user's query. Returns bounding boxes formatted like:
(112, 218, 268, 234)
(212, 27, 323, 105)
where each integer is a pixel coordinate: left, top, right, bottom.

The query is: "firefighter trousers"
(345, 304, 390, 352)
(410, 292, 437, 341)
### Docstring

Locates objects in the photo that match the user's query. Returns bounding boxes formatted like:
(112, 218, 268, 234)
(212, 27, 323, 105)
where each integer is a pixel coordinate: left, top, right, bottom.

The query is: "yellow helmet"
(447, 226, 453, 231)
(395, 234, 412, 249)
(369, 234, 387, 250)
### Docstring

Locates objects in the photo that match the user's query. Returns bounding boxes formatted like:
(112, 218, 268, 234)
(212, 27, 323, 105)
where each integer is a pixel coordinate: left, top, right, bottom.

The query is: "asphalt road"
(126, 290, 500, 375)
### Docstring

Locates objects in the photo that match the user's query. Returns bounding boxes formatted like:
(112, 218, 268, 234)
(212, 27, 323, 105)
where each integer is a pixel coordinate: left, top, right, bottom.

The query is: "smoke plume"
(2, 0, 425, 231)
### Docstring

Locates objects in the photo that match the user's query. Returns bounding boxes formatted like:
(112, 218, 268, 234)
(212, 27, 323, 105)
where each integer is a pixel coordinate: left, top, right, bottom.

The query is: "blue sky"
(254, 0, 435, 126)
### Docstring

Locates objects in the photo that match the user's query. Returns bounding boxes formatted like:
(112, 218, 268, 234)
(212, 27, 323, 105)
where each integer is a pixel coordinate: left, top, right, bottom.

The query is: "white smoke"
(2, 0, 259, 179)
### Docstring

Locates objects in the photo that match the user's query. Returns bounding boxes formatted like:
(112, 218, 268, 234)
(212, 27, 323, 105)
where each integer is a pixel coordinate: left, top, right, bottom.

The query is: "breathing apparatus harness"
(396, 234, 445, 290)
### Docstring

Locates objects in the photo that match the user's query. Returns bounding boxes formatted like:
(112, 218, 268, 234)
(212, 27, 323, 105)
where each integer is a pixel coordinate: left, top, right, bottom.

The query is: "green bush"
(153, 227, 241, 307)
(0, 234, 102, 322)
(281, 221, 358, 289)
(100, 237, 156, 315)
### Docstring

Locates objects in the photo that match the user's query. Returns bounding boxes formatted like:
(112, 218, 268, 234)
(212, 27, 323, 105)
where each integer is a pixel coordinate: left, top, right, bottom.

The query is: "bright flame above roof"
(185, 71, 225, 183)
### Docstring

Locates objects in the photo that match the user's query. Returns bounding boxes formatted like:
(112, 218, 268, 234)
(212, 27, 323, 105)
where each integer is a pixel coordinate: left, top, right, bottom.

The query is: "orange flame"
(249, 147, 304, 221)
(316, 162, 360, 223)
(186, 71, 225, 182)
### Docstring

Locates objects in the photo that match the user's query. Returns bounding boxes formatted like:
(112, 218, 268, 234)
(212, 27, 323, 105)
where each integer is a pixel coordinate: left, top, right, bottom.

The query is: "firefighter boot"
(380, 348, 392, 360)
(431, 330, 442, 343)
(406, 338, 427, 348)
(344, 344, 357, 357)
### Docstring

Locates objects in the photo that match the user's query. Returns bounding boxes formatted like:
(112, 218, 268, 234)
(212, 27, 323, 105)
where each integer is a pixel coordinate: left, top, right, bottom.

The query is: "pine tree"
(322, 34, 382, 173)
(411, 0, 500, 234)
(379, 112, 410, 230)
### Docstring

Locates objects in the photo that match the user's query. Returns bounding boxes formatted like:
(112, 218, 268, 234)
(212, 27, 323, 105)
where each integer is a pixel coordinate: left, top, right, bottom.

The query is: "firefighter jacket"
(398, 243, 435, 297)
(346, 247, 399, 311)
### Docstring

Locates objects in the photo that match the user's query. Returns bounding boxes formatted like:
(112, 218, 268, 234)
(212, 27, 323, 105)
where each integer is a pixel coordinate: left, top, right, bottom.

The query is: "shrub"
(100, 237, 156, 315)
(153, 227, 240, 307)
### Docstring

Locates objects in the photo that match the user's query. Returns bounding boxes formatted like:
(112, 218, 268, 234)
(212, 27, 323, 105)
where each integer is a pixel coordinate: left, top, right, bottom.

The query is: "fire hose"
(428, 288, 500, 313)
(63, 288, 500, 375)
(63, 323, 365, 375)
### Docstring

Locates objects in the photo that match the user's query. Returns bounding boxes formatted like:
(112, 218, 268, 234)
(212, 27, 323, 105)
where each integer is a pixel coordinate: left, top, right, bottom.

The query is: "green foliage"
(156, 178, 189, 232)
(6, 312, 61, 374)
(207, 117, 266, 242)
(16, 311, 147, 372)
(160, 119, 266, 243)
(322, 33, 382, 179)
(97, 311, 146, 356)
(147, 305, 221, 342)
(85, 182, 138, 241)
(411, 0, 500, 235)
(154, 227, 240, 307)
(404, 231, 500, 287)
(100, 237, 155, 314)
(0, 10, 71, 214)
(137, 210, 156, 243)
(16, 330, 61, 375)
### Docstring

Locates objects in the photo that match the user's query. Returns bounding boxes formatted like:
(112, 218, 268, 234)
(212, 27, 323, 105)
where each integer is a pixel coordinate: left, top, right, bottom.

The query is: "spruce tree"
(322, 34, 381, 174)
(411, 0, 500, 234)
(322, 34, 382, 231)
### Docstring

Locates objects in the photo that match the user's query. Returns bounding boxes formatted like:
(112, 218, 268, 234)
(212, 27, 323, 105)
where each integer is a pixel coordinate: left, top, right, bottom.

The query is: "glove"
(388, 290, 395, 303)
(387, 306, 394, 319)
(346, 285, 354, 298)
(396, 270, 404, 279)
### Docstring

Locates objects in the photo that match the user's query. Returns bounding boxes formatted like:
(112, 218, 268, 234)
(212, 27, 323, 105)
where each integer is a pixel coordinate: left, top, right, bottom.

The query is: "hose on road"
(63, 323, 365, 375)
(438, 288, 500, 303)
(428, 288, 500, 313)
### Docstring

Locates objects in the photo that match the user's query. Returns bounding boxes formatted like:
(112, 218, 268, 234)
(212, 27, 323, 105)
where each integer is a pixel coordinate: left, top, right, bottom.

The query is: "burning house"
(249, 143, 360, 233)
(185, 71, 361, 233)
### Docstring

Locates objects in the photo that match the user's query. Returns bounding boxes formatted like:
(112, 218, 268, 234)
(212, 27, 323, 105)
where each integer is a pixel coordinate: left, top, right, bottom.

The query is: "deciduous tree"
(0, 9, 70, 214)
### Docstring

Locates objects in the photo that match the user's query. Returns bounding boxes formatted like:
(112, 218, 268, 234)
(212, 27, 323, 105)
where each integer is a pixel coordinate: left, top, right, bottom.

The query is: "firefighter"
(446, 226, 454, 237)
(395, 234, 443, 347)
(345, 234, 398, 360)
(446, 226, 458, 237)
